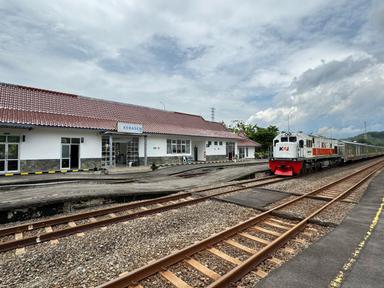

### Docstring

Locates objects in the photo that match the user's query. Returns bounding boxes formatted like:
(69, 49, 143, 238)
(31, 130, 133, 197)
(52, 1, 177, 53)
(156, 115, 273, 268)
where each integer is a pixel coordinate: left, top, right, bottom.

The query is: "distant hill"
(346, 131, 384, 146)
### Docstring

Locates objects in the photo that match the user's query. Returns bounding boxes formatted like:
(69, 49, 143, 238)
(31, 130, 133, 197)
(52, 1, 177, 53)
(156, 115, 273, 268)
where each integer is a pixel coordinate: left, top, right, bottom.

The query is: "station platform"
(0, 162, 268, 221)
(257, 170, 384, 288)
(0, 159, 267, 185)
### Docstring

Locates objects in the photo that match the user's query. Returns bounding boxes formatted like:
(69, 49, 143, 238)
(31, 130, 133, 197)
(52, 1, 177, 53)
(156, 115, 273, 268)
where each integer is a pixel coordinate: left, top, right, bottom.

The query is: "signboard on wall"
(117, 122, 144, 134)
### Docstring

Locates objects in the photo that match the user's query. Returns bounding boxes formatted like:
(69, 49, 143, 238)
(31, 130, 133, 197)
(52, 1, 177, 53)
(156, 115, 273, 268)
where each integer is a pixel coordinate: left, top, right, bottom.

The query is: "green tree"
(228, 121, 279, 151)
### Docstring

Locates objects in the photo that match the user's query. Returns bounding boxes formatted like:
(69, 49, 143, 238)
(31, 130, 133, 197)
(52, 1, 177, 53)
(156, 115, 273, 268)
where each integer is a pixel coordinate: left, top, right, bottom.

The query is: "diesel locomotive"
(269, 132, 384, 176)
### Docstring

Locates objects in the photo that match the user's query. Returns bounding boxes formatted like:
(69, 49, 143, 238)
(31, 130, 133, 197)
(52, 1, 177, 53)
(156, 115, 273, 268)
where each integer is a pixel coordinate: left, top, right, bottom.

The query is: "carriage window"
(299, 140, 304, 148)
(289, 137, 297, 142)
(274, 140, 279, 146)
(281, 137, 288, 142)
(306, 140, 312, 148)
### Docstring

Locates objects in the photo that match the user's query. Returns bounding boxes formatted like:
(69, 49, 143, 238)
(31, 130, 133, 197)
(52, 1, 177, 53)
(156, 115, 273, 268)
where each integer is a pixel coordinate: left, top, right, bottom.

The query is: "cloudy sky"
(0, 0, 383, 138)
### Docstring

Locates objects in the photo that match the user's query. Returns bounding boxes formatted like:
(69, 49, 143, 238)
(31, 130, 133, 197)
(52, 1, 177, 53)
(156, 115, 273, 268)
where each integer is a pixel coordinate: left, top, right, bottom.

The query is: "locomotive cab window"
(289, 136, 297, 142)
(299, 140, 304, 148)
(281, 137, 288, 142)
(274, 140, 279, 146)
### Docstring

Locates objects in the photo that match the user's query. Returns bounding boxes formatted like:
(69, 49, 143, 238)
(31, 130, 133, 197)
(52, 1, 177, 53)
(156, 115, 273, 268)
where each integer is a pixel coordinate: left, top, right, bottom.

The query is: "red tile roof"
(237, 132, 261, 147)
(0, 82, 242, 139)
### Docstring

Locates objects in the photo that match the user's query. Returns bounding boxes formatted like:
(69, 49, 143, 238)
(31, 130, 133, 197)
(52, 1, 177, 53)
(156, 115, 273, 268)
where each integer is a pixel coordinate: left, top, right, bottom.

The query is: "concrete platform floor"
(0, 159, 267, 185)
(217, 187, 290, 210)
(256, 170, 384, 288)
(0, 163, 268, 212)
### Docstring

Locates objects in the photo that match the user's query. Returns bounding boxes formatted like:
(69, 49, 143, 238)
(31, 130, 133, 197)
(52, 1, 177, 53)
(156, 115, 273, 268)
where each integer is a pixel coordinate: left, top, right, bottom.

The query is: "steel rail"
(0, 173, 275, 238)
(209, 164, 382, 287)
(0, 192, 188, 237)
(97, 160, 383, 288)
(0, 176, 283, 252)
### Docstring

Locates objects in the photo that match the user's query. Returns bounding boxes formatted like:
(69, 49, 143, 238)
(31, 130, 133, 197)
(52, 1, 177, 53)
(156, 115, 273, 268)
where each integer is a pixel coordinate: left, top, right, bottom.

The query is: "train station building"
(0, 83, 260, 174)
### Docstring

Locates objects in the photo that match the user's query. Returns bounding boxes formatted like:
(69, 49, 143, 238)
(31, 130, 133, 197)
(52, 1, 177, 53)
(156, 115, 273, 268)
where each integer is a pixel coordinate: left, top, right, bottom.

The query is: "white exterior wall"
(144, 135, 239, 159)
(205, 139, 227, 156)
(241, 146, 255, 159)
(238, 146, 256, 159)
(191, 138, 205, 161)
(247, 147, 255, 158)
(146, 135, 193, 157)
(138, 137, 145, 157)
(0, 127, 101, 160)
(147, 136, 168, 157)
(1, 126, 245, 165)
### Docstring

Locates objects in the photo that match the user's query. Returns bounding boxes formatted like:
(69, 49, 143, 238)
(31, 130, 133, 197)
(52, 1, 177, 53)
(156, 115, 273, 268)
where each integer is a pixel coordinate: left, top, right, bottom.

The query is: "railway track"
(97, 160, 384, 288)
(0, 174, 284, 253)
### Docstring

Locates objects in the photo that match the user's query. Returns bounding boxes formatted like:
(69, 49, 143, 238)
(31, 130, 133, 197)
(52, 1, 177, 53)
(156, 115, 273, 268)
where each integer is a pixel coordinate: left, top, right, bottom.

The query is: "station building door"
(239, 147, 245, 159)
(61, 137, 80, 169)
(113, 137, 139, 166)
(191, 140, 205, 161)
(226, 142, 235, 160)
(0, 135, 20, 173)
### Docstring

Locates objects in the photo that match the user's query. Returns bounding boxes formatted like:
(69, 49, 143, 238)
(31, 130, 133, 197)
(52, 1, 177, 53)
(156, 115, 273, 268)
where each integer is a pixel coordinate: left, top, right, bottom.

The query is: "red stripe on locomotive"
(312, 148, 336, 156)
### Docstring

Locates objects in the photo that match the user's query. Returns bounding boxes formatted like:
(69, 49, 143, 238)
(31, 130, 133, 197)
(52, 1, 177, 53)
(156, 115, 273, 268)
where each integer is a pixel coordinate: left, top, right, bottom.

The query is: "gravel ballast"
(0, 200, 259, 287)
(235, 224, 332, 287)
(0, 160, 380, 287)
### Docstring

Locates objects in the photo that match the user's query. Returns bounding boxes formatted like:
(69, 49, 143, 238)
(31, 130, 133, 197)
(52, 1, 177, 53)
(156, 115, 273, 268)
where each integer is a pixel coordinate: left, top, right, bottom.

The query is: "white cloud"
(248, 56, 384, 137)
(317, 126, 363, 138)
(0, 0, 382, 136)
(246, 70, 291, 88)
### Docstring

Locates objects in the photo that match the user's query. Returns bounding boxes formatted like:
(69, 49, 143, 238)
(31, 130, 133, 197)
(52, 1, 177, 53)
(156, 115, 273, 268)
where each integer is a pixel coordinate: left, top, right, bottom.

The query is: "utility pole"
(210, 107, 215, 122)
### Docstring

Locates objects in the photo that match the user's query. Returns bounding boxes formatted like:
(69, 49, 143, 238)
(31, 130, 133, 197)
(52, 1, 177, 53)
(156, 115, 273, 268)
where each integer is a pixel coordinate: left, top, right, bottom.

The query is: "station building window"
(0, 135, 20, 172)
(167, 139, 190, 154)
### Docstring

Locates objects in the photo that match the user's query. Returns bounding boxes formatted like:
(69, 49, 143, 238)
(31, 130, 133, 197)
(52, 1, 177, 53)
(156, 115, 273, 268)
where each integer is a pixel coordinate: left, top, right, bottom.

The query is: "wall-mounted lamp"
(81, 137, 84, 143)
